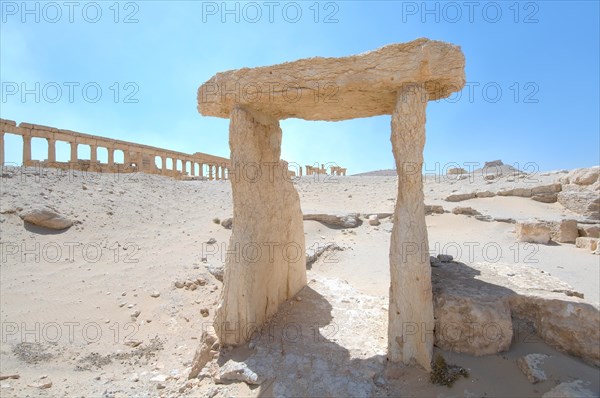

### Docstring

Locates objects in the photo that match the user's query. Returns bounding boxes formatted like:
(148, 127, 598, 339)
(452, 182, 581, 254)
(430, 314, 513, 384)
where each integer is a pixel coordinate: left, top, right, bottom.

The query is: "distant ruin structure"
(0, 119, 231, 180)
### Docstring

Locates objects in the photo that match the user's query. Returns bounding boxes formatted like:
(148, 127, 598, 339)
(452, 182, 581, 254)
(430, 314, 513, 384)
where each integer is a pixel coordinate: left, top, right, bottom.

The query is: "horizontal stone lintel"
(198, 38, 465, 121)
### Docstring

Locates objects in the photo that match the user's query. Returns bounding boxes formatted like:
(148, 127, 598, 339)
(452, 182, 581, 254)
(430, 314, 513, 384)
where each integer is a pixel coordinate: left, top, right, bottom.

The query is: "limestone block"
(575, 237, 599, 252)
(531, 183, 562, 195)
(198, 38, 465, 121)
(515, 222, 552, 244)
(553, 219, 578, 244)
(445, 192, 476, 202)
(578, 225, 599, 238)
(497, 188, 532, 197)
(434, 293, 513, 355)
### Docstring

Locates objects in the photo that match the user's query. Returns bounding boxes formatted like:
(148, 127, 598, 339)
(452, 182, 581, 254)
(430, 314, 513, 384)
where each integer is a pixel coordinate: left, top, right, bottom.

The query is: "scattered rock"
(542, 380, 596, 398)
(19, 206, 73, 230)
(200, 308, 209, 317)
(207, 238, 217, 244)
(532, 193, 558, 203)
(189, 329, 219, 379)
(497, 188, 532, 198)
(445, 192, 475, 202)
(452, 207, 481, 216)
(517, 353, 549, 383)
(220, 218, 233, 229)
(425, 205, 445, 215)
(305, 242, 343, 268)
(368, 215, 380, 226)
(124, 340, 142, 347)
(205, 263, 224, 282)
(575, 237, 599, 252)
(475, 191, 495, 198)
(515, 222, 552, 244)
(28, 380, 52, 389)
(0, 375, 19, 381)
(303, 213, 361, 228)
(215, 360, 262, 385)
(150, 291, 160, 298)
(437, 254, 453, 263)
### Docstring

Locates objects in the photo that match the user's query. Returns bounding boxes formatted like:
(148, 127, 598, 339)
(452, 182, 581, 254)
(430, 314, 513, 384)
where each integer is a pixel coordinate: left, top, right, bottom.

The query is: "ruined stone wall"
(0, 118, 231, 180)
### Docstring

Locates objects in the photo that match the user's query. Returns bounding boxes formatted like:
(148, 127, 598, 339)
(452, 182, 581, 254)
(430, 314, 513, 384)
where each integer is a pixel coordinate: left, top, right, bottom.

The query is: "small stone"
(131, 310, 141, 318)
(200, 308, 209, 317)
(368, 214, 380, 226)
(174, 281, 185, 288)
(436, 254, 453, 263)
(517, 353, 549, 383)
(150, 291, 160, 298)
(207, 238, 217, 244)
(124, 340, 142, 347)
(156, 383, 166, 390)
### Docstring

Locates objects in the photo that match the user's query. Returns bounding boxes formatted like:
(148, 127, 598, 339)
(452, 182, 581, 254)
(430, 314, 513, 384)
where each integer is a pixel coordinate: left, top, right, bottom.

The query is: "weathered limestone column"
(47, 139, 56, 162)
(90, 145, 97, 162)
(199, 163, 204, 178)
(208, 165, 213, 180)
(0, 132, 4, 165)
(161, 156, 166, 173)
(70, 142, 78, 163)
(388, 83, 433, 370)
(214, 106, 307, 345)
(22, 135, 32, 165)
(107, 148, 114, 167)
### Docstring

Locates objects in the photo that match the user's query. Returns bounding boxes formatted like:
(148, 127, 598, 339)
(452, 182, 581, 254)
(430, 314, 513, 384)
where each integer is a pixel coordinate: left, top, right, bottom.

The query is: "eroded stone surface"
(198, 38, 465, 121)
(213, 107, 307, 346)
(388, 84, 433, 370)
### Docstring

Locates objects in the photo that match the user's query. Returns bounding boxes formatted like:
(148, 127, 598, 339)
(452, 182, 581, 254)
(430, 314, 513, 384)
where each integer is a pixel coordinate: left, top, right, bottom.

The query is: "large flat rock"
(198, 38, 465, 121)
(432, 261, 600, 366)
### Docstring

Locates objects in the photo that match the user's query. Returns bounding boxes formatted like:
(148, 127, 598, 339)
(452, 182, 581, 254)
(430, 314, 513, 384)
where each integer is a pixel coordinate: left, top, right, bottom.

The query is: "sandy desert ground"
(0, 163, 599, 397)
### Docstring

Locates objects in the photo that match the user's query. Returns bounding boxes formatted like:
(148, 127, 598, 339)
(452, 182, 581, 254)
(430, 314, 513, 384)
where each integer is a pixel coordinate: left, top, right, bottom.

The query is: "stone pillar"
(90, 145, 97, 162)
(208, 165, 213, 180)
(0, 133, 4, 165)
(22, 135, 32, 165)
(199, 163, 204, 178)
(388, 84, 433, 371)
(47, 139, 56, 162)
(161, 156, 166, 173)
(70, 142, 78, 163)
(108, 149, 114, 167)
(214, 106, 307, 346)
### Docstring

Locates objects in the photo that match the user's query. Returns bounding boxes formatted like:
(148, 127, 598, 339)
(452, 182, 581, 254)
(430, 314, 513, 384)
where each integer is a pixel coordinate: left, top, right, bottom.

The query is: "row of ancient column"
(0, 130, 229, 180)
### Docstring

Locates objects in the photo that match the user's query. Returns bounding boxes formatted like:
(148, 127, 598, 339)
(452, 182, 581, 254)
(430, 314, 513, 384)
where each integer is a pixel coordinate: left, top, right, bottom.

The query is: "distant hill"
(351, 169, 397, 176)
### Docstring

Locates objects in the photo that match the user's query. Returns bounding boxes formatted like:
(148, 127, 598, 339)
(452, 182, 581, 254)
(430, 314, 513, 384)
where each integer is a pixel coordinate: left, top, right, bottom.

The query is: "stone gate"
(197, 38, 465, 370)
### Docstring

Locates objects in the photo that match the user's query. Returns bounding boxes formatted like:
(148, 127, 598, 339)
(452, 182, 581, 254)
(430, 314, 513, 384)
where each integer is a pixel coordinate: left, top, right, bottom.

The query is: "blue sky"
(1, 0, 598, 173)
